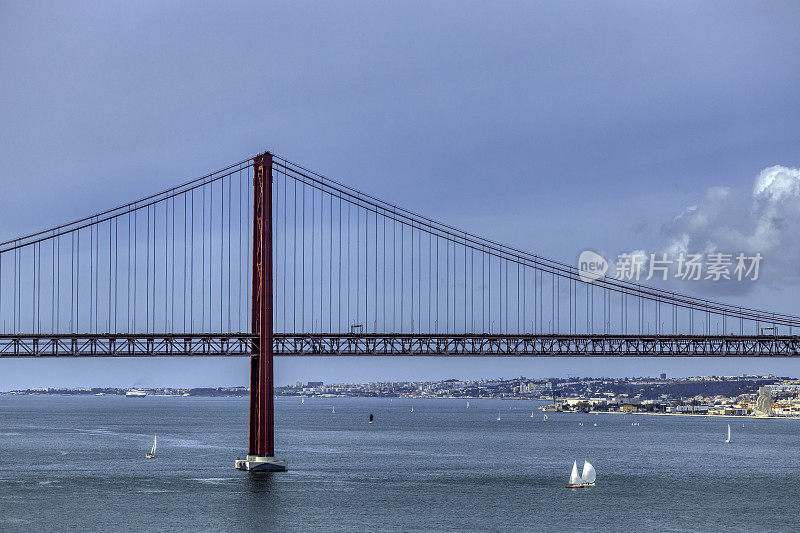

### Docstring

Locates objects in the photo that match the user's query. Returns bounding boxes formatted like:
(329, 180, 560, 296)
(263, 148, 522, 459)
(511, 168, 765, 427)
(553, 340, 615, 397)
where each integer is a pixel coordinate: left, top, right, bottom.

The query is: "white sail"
(725, 424, 731, 442)
(530, 410, 535, 418)
(466, 401, 469, 408)
(581, 461, 596, 484)
(150, 434, 157, 456)
(332, 406, 335, 414)
(568, 461, 581, 486)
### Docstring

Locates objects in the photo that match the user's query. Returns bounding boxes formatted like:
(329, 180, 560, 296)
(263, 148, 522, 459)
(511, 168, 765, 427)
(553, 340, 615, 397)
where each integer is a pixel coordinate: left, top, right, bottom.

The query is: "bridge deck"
(1, 333, 799, 357)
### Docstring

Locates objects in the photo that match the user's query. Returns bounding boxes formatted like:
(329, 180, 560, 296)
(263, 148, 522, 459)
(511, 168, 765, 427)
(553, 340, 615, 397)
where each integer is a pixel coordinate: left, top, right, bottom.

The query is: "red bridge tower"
(235, 152, 287, 472)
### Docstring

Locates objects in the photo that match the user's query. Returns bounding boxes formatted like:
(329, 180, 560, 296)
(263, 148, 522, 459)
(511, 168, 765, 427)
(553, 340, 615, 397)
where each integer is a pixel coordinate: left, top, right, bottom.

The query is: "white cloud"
(663, 165, 800, 289)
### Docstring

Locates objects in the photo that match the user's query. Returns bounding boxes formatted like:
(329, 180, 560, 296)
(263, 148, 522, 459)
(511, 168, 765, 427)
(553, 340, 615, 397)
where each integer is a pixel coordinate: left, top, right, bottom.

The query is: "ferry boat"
(566, 460, 596, 488)
(126, 389, 147, 398)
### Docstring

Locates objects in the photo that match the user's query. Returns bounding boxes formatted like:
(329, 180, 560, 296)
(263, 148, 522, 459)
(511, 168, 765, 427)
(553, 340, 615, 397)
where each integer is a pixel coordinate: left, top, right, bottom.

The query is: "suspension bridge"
(1, 151, 798, 471)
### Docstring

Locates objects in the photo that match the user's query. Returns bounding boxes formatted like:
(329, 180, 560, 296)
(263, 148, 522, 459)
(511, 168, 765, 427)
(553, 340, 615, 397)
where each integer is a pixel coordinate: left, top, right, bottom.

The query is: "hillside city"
(6, 374, 800, 417)
(277, 374, 794, 417)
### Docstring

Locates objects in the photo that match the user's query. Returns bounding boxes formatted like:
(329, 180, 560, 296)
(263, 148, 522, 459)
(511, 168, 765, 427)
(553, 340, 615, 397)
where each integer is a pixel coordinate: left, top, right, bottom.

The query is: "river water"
(0, 395, 797, 532)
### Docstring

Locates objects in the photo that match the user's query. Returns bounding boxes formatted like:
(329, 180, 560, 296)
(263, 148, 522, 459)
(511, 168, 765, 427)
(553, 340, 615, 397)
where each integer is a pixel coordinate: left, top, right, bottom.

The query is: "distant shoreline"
(590, 410, 798, 421)
(3, 393, 798, 420)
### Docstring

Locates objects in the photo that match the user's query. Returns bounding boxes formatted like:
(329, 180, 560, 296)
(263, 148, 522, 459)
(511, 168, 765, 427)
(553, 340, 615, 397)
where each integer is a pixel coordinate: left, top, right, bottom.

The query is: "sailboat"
(301, 398, 305, 404)
(369, 413, 374, 424)
(332, 406, 335, 414)
(543, 414, 548, 421)
(566, 460, 596, 488)
(567, 461, 581, 488)
(724, 424, 731, 443)
(145, 433, 157, 459)
(530, 409, 535, 418)
(410, 406, 414, 413)
(466, 401, 469, 409)
(496, 410, 501, 421)
(581, 461, 596, 487)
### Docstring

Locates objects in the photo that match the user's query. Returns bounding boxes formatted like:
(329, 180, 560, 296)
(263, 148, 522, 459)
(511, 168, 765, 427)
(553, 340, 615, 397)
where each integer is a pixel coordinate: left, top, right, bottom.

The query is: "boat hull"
(566, 483, 595, 488)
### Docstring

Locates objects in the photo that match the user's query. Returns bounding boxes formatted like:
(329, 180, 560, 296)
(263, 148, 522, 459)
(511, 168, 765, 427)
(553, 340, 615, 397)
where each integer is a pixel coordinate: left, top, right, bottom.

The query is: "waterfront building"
(754, 386, 774, 417)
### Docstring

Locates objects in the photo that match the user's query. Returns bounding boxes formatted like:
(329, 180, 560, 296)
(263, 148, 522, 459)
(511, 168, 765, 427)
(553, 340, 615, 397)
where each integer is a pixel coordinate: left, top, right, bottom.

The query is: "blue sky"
(2, 1, 800, 388)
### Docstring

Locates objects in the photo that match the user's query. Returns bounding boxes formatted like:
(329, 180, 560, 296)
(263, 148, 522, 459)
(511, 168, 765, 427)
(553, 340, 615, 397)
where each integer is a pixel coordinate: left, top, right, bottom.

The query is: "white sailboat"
(566, 461, 582, 488)
(725, 424, 731, 443)
(332, 406, 335, 414)
(566, 460, 596, 488)
(466, 401, 469, 409)
(410, 406, 414, 413)
(530, 409, 535, 418)
(496, 410, 501, 421)
(301, 398, 305, 404)
(543, 414, 548, 421)
(581, 461, 596, 486)
(145, 433, 157, 459)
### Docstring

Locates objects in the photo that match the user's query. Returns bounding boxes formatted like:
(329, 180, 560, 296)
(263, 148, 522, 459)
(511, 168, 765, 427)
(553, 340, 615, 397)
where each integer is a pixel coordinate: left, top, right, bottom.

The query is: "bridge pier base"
(235, 455, 287, 472)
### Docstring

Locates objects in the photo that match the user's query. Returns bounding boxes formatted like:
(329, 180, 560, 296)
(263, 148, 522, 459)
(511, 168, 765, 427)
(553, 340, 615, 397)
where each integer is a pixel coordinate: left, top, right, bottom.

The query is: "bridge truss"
(1, 333, 799, 357)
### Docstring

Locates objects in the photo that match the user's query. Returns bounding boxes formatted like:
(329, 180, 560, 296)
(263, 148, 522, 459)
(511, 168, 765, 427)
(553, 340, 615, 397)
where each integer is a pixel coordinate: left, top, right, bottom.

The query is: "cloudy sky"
(1, 1, 800, 388)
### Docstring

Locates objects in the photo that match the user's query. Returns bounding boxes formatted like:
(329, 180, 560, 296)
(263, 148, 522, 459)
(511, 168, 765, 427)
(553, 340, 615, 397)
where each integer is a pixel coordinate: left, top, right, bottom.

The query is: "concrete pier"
(235, 455, 288, 472)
